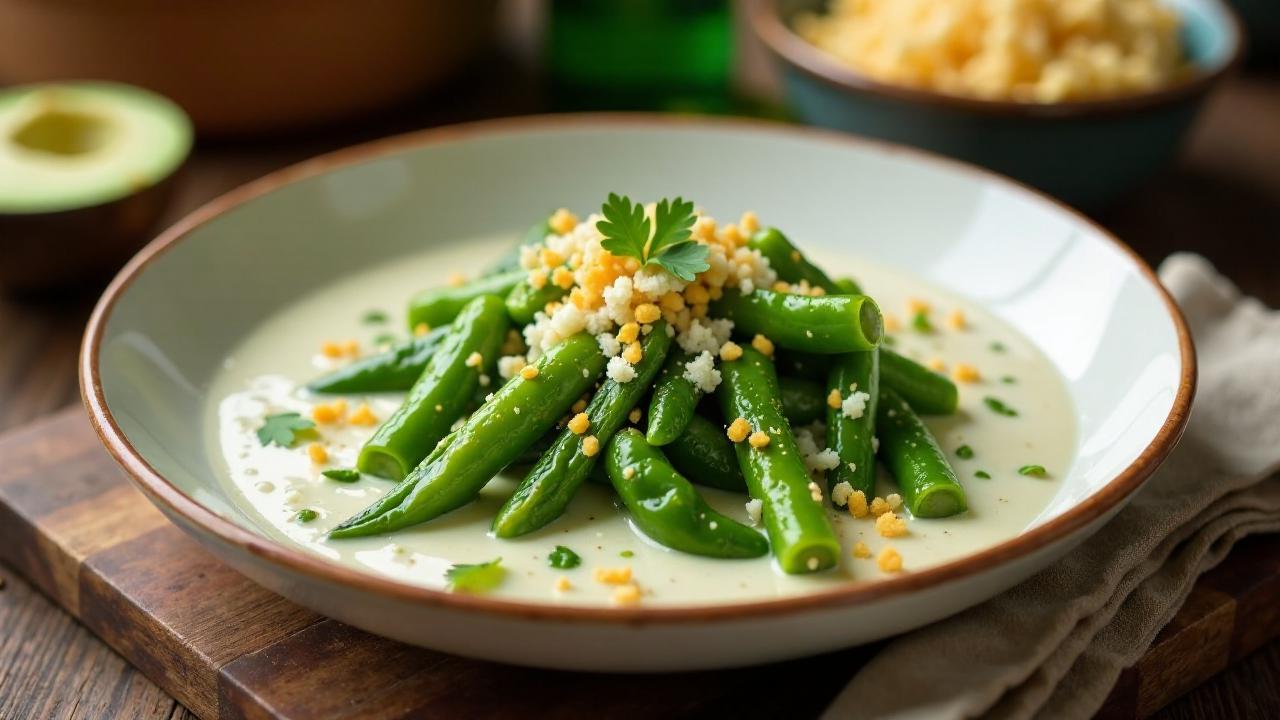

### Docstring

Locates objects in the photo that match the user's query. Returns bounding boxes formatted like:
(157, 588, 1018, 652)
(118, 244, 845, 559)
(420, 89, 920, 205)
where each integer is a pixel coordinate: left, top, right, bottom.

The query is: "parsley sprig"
(445, 557, 506, 593)
(596, 194, 710, 281)
(256, 412, 315, 448)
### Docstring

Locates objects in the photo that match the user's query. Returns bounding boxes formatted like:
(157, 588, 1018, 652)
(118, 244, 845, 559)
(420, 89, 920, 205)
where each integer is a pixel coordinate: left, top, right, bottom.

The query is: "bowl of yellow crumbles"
(751, 0, 1244, 208)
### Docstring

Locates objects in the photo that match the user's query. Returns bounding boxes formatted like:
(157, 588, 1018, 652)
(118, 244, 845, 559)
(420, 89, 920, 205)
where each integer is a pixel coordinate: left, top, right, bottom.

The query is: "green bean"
(711, 289, 882, 354)
(748, 228, 838, 294)
(306, 328, 448, 395)
(663, 414, 746, 493)
(492, 322, 673, 538)
(505, 278, 568, 325)
(826, 349, 879, 500)
(717, 345, 840, 574)
(779, 376, 825, 426)
(357, 296, 508, 479)
(606, 429, 768, 559)
(406, 269, 523, 330)
(879, 347, 959, 415)
(330, 333, 607, 539)
(877, 388, 968, 518)
(774, 350, 831, 379)
(645, 351, 701, 446)
(833, 277, 863, 295)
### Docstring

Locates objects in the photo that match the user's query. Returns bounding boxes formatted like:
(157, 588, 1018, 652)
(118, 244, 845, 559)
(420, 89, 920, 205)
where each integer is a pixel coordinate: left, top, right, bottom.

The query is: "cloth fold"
(824, 254, 1280, 720)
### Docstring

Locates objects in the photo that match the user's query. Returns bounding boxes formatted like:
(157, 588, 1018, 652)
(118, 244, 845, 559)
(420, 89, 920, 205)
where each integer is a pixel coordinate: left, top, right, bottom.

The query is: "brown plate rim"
(749, 0, 1245, 119)
(80, 113, 1197, 625)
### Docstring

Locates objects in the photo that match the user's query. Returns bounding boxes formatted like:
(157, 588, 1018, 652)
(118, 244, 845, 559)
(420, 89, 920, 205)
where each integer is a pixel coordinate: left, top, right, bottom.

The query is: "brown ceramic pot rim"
(749, 0, 1245, 119)
(81, 113, 1197, 625)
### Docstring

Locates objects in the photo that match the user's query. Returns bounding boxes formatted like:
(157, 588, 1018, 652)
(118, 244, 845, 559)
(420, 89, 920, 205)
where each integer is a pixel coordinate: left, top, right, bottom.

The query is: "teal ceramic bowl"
(752, 0, 1244, 209)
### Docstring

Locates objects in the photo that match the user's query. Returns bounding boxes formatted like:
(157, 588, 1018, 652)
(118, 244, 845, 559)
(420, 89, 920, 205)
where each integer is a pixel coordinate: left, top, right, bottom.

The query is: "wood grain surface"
(1, 409, 1278, 720)
(0, 50, 1276, 720)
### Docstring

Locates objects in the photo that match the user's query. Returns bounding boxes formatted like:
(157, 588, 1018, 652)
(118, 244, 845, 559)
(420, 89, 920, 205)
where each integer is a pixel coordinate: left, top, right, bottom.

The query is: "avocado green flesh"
(0, 82, 192, 215)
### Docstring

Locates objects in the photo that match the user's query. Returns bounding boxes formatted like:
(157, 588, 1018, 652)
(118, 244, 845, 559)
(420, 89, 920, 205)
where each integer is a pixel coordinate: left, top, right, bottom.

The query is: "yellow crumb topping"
(465, 352, 483, 368)
(622, 341, 643, 364)
(549, 208, 578, 235)
(827, 388, 842, 409)
(568, 412, 590, 435)
(947, 309, 967, 330)
(594, 566, 632, 585)
(748, 431, 771, 449)
(528, 269, 548, 290)
(876, 511, 909, 538)
(847, 490, 869, 518)
(581, 435, 600, 457)
(571, 398, 588, 414)
(739, 211, 760, 235)
(554, 576, 572, 592)
(447, 272, 467, 287)
(869, 496, 891, 516)
(311, 402, 344, 425)
(907, 298, 931, 315)
(634, 303, 661, 324)
(413, 323, 432, 337)
(307, 442, 328, 464)
(612, 583, 642, 605)
(348, 403, 377, 426)
(953, 363, 981, 383)
(852, 541, 872, 559)
(320, 341, 343, 359)
(878, 547, 903, 573)
(616, 322, 640, 344)
(628, 407, 642, 424)
(552, 267, 575, 290)
(727, 417, 751, 443)
(520, 365, 540, 380)
(926, 357, 947, 372)
(719, 341, 743, 362)
(751, 334, 775, 358)
(883, 313, 902, 332)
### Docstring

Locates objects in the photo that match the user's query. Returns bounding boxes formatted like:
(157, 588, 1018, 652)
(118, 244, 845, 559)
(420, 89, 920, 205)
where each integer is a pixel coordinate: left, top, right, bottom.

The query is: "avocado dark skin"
(0, 170, 180, 296)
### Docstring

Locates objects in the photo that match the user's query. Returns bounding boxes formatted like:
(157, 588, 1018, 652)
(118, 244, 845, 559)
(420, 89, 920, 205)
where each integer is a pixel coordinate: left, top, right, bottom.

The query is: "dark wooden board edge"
(1, 408, 1278, 719)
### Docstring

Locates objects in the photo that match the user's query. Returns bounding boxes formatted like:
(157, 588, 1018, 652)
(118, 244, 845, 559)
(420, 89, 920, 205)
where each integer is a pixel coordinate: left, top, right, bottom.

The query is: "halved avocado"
(0, 82, 192, 294)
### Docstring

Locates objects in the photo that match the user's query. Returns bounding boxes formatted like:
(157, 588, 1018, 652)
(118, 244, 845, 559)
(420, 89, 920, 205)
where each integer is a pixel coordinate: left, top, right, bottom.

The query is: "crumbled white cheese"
(740, 277, 755, 295)
(597, 333, 621, 358)
(681, 350, 722, 393)
(745, 498, 763, 525)
(831, 480, 854, 506)
(606, 356, 637, 383)
(497, 355, 528, 380)
(632, 266, 685, 296)
(842, 390, 871, 420)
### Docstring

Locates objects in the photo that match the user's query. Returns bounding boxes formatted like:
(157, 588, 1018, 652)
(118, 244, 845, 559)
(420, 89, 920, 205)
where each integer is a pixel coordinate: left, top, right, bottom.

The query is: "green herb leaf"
(1000, 375, 1017, 384)
(652, 240, 710, 281)
(989, 341, 1007, 353)
(296, 508, 318, 523)
(912, 311, 934, 333)
(596, 194, 709, 281)
(648, 197, 697, 257)
(619, 550, 635, 558)
(983, 397, 1019, 417)
(1018, 464, 1047, 477)
(547, 545, 582, 569)
(445, 557, 505, 593)
(974, 470, 992, 479)
(322, 469, 361, 483)
(256, 412, 316, 448)
(362, 309, 388, 324)
(955, 445, 974, 459)
(596, 193, 651, 262)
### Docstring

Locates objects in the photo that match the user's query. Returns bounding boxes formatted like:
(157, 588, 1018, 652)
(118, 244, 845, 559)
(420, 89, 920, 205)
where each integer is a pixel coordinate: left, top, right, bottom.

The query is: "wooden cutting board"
(1, 408, 1277, 719)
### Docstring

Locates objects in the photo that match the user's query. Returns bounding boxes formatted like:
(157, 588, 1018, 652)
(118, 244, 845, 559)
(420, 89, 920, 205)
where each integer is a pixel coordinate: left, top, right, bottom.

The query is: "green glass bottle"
(547, 0, 733, 112)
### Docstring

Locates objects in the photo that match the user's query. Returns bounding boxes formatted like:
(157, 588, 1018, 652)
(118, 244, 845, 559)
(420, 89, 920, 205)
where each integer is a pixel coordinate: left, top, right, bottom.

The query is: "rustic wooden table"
(0, 53, 1276, 718)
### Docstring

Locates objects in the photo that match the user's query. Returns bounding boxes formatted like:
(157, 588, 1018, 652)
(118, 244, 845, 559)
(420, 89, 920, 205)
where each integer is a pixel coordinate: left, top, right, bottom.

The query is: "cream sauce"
(206, 236, 1077, 606)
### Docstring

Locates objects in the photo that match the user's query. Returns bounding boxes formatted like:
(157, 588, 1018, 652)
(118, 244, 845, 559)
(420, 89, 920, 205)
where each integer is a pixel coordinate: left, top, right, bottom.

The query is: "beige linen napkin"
(824, 254, 1280, 720)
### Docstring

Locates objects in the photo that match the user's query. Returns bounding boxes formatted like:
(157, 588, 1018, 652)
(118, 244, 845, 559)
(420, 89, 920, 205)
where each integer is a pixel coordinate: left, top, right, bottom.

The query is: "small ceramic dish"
(751, 0, 1244, 209)
(82, 115, 1193, 671)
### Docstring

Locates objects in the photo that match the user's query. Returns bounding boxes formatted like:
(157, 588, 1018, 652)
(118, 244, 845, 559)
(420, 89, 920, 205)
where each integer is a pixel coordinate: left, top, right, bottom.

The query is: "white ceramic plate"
(83, 115, 1194, 671)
